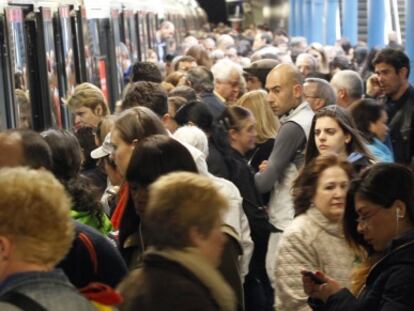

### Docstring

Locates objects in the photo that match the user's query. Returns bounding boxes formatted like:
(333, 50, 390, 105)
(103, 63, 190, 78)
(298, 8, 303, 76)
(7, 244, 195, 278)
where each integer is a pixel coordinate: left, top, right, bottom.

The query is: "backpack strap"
(0, 291, 47, 311)
(79, 232, 98, 274)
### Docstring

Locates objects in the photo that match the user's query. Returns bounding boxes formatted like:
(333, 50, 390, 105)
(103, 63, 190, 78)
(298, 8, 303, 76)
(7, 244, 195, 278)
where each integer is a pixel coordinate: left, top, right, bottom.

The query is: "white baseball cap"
(91, 132, 113, 159)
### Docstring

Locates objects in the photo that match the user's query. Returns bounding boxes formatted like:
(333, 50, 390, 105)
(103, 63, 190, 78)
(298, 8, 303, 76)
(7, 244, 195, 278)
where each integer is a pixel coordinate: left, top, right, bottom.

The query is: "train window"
(56, 5, 76, 129)
(110, 8, 124, 96)
(0, 13, 15, 130)
(122, 10, 138, 63)
(137, 11, 148, 61)
(5, 7, 31, 129)
(41, 7, 62, 128)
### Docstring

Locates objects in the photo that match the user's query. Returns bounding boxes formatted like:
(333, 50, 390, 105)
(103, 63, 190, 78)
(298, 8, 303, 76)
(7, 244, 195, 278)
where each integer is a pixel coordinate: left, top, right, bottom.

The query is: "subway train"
(0, 0, 207, 131)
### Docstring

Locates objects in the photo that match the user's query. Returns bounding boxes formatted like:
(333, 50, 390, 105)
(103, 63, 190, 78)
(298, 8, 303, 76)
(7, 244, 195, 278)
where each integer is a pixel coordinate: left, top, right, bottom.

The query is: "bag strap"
(0, 291, 47, 311)
(79, 232, 98, 274)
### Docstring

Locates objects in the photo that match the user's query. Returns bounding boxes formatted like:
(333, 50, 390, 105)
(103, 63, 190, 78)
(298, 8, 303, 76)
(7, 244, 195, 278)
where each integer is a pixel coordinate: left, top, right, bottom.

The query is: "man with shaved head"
(255, 63, 314, 290)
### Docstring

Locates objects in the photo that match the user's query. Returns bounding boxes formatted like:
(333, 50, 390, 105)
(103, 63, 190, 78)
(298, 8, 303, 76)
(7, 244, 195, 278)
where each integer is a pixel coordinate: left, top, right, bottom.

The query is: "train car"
(0, 0, 207, 131)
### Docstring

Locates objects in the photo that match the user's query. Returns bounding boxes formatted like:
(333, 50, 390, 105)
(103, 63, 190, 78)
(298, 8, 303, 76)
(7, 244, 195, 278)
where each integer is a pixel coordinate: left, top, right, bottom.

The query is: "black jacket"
(384, 85, 414, 166)
(201, 92, 226, 120)
(310, 230, 414, 311)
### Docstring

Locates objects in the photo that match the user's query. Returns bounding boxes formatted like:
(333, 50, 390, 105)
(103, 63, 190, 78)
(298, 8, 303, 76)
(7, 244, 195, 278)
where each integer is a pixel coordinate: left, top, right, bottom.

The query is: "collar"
(214, 91, 226, 104)
(279, 101, 309, 123)
(306, 207, 344, 237)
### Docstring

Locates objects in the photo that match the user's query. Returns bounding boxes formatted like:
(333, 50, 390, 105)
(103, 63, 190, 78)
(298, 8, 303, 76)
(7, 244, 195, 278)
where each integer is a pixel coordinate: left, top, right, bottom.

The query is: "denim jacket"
(0, 269, 95, 310)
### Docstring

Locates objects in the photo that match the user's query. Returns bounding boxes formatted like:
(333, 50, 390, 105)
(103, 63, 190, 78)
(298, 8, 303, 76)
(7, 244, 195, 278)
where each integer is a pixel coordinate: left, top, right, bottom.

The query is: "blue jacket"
(367, 138, 394, 163)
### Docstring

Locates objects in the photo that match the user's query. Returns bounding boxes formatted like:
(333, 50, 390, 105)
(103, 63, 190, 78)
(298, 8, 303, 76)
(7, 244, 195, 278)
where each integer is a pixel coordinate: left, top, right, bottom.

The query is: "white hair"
(330, 70, 364, 100)
(173, 125, 209, 158)
(211, 58, 243, 82)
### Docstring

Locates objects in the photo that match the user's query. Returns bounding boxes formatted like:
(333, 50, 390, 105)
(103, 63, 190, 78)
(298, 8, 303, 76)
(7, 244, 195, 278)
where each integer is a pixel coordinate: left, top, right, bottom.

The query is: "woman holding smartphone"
(302, 163, 414, 310)
(275, 154, 355, 311)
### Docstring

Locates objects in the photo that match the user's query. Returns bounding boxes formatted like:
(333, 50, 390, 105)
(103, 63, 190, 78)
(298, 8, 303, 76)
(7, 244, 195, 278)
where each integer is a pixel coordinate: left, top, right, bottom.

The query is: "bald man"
(255, 63, 314, 290)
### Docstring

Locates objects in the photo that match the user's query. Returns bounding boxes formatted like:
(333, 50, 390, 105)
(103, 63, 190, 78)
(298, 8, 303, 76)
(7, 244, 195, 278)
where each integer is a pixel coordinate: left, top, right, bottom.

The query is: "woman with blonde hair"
(238, 90, 280, 175)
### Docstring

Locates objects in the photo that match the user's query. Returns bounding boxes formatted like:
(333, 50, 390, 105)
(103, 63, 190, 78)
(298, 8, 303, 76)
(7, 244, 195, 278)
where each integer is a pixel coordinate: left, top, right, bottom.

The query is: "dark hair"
(174, 55, 196, 71)
(343, 163, 414, 253)
(114, 106, 167, 145)
(372, 48, 410, 78)
(126, 135, 197, 186)
(129, 61, 162, 83)
(293, 153, 354, 216)
(18, 130, 53, 171)
(330, 56, 352, 71)
(169, 85, 198, 103)
(41, 129, 82, 181)
(185, 66, 214, 93)
(121, 81, 168, 117)
(305, 105, 372, 165)
(75, 126, 98, 171)
(41, 129, 106, 230)
(174, 100, 213, 133)
(218, 105, 252, 132)
(119, 135, 197, 253)
(349, 99, 385, 142)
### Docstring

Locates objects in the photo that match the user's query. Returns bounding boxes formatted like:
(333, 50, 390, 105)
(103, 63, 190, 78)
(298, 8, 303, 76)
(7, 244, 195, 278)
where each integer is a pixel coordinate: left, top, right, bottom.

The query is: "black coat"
(311, 230, 414, 311)
(383, 85, 414, 166)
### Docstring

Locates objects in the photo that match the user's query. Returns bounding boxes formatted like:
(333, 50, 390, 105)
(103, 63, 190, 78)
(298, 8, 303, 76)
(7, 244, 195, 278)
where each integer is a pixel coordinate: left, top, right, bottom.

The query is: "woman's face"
(111, 128, 135, 176)
(355, 196, 398, 252)
(129, 184, 148, 216)
(313, 165, 350, 222)
(369, 110, 389, 142)
(230, 115, 257, 154)
(314, 117, 351, 156)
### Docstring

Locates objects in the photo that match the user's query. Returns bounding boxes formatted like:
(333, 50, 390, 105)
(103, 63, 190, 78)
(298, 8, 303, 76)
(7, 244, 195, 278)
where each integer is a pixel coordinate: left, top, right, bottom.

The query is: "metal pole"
(326, 0, 339, 45)
(367, 0, 386, 48)
(342, 0, 358, 45)
(406, 0, 414, 84)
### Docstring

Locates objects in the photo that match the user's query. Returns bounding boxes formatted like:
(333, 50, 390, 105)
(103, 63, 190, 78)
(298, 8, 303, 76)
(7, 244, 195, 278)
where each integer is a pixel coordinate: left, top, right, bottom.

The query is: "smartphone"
(303, 271, 326, 285)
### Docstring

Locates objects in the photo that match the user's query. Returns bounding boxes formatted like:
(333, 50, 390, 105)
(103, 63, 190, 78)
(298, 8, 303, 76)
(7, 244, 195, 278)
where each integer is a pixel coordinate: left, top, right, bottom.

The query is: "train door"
(107, 7, 123, 103)
(121, 9, 138, 65)
(54, 5, 76, 129)
(0, 8, 16, 129)
(136, 11, 148, 61)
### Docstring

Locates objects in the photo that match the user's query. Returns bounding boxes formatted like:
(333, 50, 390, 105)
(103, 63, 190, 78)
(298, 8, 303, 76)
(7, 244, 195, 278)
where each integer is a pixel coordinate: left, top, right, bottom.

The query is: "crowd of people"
(1, 20, 414, 311)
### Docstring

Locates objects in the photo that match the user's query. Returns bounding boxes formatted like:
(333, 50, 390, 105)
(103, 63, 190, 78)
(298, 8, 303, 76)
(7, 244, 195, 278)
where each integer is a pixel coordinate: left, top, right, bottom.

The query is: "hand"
(301, 270, 342, 303)
(259, 160, 269, 172)
(366, 74, 383, 98)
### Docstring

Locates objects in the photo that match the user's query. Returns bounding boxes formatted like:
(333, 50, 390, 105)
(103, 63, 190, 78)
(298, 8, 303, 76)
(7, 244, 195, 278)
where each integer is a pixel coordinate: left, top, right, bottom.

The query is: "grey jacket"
(0, 269, 95, 311)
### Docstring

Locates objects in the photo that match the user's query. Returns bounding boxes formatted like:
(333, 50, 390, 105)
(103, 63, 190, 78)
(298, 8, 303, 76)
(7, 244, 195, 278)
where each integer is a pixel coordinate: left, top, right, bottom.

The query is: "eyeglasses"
(356, 208, 381, 226)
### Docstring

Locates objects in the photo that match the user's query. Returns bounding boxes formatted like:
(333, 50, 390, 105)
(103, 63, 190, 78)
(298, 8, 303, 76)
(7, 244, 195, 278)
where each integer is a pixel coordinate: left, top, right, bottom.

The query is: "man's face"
(246, 75, 263, 91)
(215, 70, 241, 103)
(296, 57, 314, 77)
(73, 106, 102, 129)
(161, 25, 175, 41)
(265, 69, 297, 116)
(303, 82, 325, 111)
(375, 62, 406, 98)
